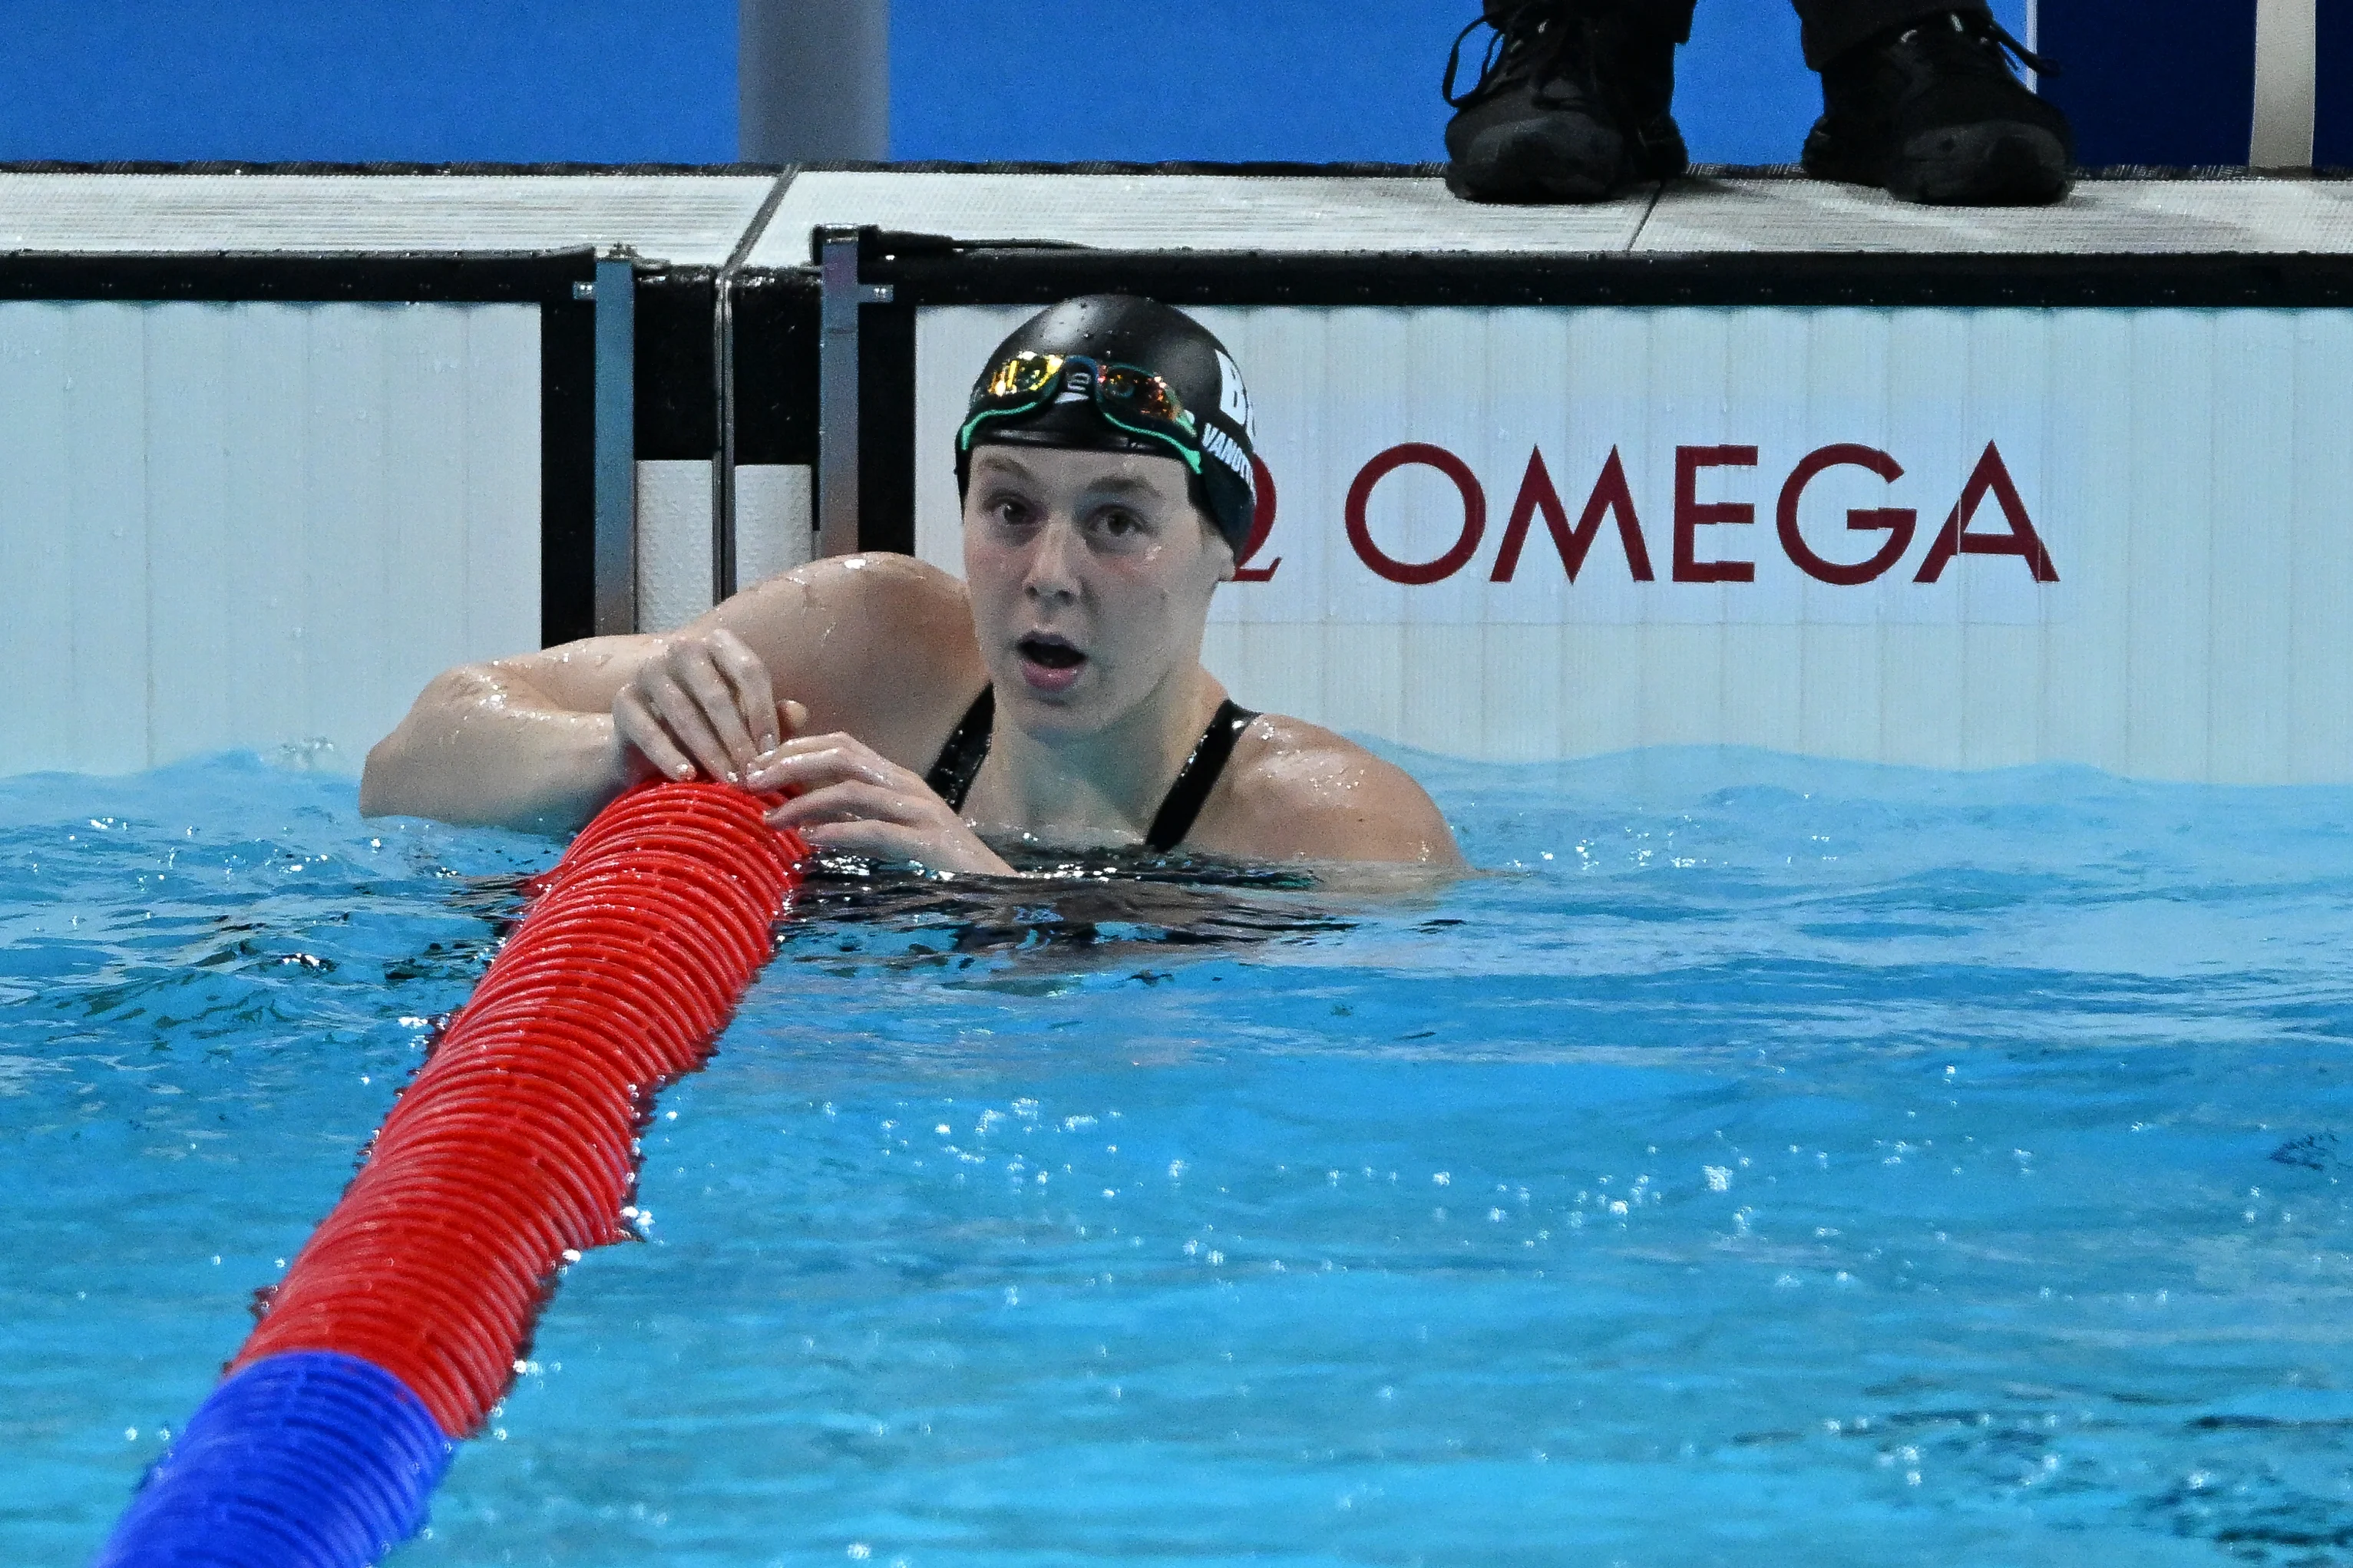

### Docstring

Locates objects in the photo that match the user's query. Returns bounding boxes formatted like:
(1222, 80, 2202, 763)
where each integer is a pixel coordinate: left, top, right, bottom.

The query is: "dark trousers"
(1485, 0, 1991, 70)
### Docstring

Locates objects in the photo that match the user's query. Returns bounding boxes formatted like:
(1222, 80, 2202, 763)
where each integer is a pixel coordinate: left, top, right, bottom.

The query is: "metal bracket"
(590, 253, 636, 636)
(816, 226, 894, 559)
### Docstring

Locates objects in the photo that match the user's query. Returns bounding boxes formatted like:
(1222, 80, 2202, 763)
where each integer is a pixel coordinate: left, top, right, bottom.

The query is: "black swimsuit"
(923, 688, 1259, 853)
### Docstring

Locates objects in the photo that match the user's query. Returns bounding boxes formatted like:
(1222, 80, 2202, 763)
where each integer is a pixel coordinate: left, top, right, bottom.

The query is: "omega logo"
(1232, 441, 2058, 587)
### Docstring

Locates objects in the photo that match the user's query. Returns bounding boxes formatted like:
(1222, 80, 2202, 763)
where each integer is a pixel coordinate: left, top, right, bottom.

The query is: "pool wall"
(0, 170, 817, 777)
(4, 166, 2350, 782)
(914, 300, 2353, 781)
(0, 297, 542, 776)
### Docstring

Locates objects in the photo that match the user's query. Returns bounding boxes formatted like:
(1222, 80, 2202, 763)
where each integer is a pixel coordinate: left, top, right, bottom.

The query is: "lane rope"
(98, 780, 807, 1566)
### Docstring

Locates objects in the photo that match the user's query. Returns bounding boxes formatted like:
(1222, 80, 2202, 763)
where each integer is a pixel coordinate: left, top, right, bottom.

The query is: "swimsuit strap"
(922, 688, 1258, 853)
(924, 687, 996, 810)
(1144, 699, 1259, 853)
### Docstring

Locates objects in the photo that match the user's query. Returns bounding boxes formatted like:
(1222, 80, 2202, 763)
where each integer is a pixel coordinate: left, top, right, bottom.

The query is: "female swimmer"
(361, 295, 1461, 871)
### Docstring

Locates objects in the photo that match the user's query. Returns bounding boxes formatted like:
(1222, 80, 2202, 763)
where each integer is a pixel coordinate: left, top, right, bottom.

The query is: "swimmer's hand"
(612, 628, 800, 787)
(748, 734, 1015, 876)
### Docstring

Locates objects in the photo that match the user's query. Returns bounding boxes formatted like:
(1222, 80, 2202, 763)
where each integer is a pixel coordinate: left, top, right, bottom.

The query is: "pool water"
(5, 750, 2352, 1567)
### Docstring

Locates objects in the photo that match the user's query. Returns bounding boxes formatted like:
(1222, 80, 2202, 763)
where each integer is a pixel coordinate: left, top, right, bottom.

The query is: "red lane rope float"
(98, 780, 808, 1566)
(234, 779, 806, 1437)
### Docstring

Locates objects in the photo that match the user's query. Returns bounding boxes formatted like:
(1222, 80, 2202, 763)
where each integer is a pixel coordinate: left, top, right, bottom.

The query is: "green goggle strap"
(1094, 403, 1203, 474)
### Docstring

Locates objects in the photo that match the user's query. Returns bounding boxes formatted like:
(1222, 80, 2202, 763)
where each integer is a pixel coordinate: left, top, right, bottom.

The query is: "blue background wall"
(2038, 0, 2254, 167)
(2322, 0, 2353, 166)
(0, 2, 740, 164)
(0, 0, 2035, 168)
(888, 0, 2031, 166)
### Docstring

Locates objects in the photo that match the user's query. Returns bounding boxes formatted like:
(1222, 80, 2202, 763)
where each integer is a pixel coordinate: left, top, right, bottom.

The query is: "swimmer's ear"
(1200, 511, 1237, 583)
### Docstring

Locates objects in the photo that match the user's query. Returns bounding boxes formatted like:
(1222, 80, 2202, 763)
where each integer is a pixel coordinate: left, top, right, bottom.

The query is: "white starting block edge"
(0, 167, 783, 265)
(755, 163, 2353, 261)
(0, 163, 2346, 263)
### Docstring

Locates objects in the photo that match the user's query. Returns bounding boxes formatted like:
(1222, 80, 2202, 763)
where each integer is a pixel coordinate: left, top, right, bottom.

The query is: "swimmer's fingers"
(798, 818, 953, 864)
(706, 629, 782, 754)
(745, 701, 816, 779)
(768, 779, 1010, 875)
(633, 664, 741, 783)
(745, 735, 910, 797)
(786, 791, 1012, 876)
(765, 779, 937, 831)
(661, 641, 761, 779)
(612, 684, 699, 783)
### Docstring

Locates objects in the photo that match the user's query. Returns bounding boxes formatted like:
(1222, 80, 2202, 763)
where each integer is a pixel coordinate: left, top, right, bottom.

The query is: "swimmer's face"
(963, 444, 1233, 737)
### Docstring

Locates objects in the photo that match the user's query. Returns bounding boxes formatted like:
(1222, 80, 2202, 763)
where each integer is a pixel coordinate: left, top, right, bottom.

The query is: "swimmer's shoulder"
(708, 553, 985, 766)
(717, 550, 971, 639)
(1195, 713, 1464, 867)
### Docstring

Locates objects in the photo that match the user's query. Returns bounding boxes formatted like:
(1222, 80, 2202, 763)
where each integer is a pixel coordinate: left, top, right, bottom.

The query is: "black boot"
(1802, 9, 2073, 205)
(1443, 0, 1688, 204)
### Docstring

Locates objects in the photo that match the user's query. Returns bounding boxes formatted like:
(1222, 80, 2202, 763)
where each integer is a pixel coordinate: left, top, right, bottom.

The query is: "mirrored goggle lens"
(983, 351, 1064, 401)
(1096, 365, 1185, 425)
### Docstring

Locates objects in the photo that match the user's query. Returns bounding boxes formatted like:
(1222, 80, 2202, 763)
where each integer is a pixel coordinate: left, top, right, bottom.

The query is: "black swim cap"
(955, 295, 1258, 556)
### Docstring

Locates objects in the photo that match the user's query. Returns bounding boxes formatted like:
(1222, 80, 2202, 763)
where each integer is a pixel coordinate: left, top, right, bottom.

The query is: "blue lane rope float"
(96, 1354, 448, 1568)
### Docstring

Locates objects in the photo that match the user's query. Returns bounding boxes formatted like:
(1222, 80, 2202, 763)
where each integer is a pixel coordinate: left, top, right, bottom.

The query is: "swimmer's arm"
(362, 555, 983, 832)
(359, 636, 655, 832)
(1201, 723, 1466, 867)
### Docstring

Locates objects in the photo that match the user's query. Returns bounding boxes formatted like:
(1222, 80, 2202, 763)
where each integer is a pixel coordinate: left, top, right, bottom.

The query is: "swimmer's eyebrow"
(969, 451, 1040, 484)
(1079, 474, 1166, 500)
(970, 454, 1172, 502)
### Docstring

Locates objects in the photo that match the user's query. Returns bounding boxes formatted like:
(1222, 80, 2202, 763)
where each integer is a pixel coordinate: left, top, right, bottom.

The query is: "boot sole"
(1445, 121, 1631, 206)
(1444, 162, 1622, 204)
(1804, 120, 2071, 206)
(1443, 142, 1686, 205)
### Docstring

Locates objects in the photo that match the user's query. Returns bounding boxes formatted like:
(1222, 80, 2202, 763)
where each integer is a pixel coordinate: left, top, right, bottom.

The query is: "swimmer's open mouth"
(1018, 634, 1086, 670)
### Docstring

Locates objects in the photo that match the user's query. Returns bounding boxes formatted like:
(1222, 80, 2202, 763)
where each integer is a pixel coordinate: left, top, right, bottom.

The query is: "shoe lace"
(1442, 3, 1589, 110)
(1900, 9, 2060, 80)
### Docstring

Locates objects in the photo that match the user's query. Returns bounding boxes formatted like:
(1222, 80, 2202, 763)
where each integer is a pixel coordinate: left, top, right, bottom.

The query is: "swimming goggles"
(958, 351, 1202, 474)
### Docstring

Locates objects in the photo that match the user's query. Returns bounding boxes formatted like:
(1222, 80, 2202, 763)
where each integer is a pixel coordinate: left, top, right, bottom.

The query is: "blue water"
(5, 750, 2353, 1567)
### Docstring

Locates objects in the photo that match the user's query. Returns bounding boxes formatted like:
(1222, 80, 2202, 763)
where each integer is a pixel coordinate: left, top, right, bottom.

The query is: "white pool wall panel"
(636, 460, 715, 635)
(734, 464, 815, 590)
(634, 462, 817, 635)
(0, 300, 540, 777)
(916, 301, 2353, 786)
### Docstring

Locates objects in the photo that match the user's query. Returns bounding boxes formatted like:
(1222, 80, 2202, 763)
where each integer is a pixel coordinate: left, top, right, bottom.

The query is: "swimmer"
(362, 295, 1462, 872)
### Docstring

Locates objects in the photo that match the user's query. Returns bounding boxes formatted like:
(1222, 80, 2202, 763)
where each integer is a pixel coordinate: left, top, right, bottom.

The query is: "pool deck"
(0, 164, 2348, 265)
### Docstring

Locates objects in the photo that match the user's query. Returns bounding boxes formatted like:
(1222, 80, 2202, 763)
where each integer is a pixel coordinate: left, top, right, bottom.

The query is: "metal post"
(591, 254, 636, 636)
(712, 263, 741, 606)
(712, 175, 794, 606)
(739, 0, 888, 161)
(2251, 0, 2318, 167)
(816, 226, 894, 559)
